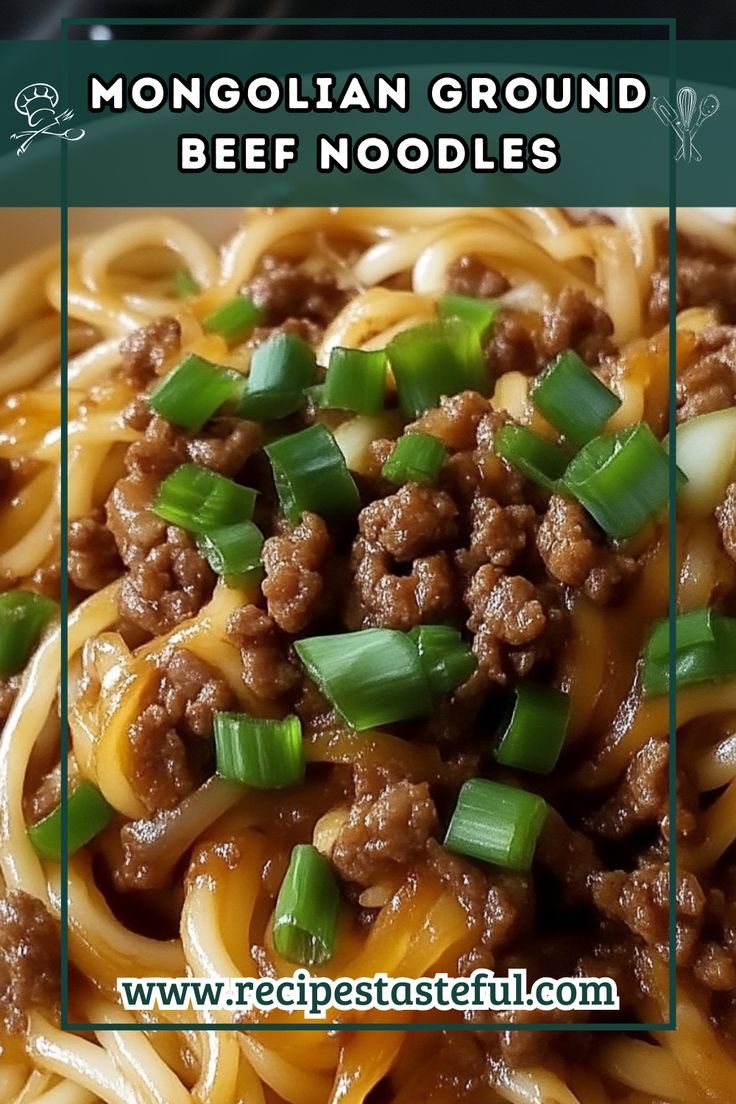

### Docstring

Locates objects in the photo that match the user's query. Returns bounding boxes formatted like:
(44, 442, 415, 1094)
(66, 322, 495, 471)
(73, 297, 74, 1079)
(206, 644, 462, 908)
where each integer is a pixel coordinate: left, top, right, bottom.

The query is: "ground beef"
(466, 568, 553, 684)
(484, 312, 539, 376)
(128, 648, 233, 812)
(185, 417, 263, 477)
(261, 512, 330, 633)
(407, 391, 491, 452)
(585, 737, 669, 840)
(243, 256, 346, 326)
(332, 768, 438, 886)
(68, 509, 123, 591)
(32, 560, 61, 599)
(535, 809, 603, 905)
(24, 757, 78, 825)
(118, 527, 215, 636)
(358, 483, 458, 562)
(650, 256, 736, 324)
(716, 482, 736, 562)
(446, 255, 511, 299)
(591, 863, 705, 965)
(119, 316, 181, 387)
(474, 412, 532, 506)
(694, 942, 736, 991)
(536, 494, 636, 605)
(124, 413, 187, 480)
(0, 891, 60, 1034)
(226, 604, 300, 702)
(540, 286, 616, 365)
(676, 326, 736, 423)
(351, 540, 456, 630)
(0, 674, 21, 728)
(106, 472, 168, 569)
(456, 496, 534, 575)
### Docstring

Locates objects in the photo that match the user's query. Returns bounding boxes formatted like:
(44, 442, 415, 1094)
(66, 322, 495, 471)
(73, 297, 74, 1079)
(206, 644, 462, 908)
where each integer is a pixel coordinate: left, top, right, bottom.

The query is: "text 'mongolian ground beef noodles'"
(0, 207, 735, 1104)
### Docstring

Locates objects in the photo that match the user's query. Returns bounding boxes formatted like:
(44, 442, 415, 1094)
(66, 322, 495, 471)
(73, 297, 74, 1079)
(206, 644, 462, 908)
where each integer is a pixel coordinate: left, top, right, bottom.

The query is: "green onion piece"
(388, 318, 489, 418)
(563, 422, 673, 539)
(237, 333, 317, 421)
(149, 353, 240, 432)
(322, 347, 387, 415)
(381, 433, 448, 487)
(265, 424, 360, 524)
(202, 296, 265, 343)
(645, 608, 716, 664)
(641, 610, 736, 696)
(273, 844, 340, 965)
(172, 269, 199, 297)
(444, 778, 548, 872)
(0, 590, 56, 677)
(495, 683, 570, 775)
(438, 293, 501, 338)
(214, 712, 304, 789)
(408, 624, 476, 699)
(197, 521, 264, 587)
(154, 463, 256, 533)
(294, 629, 431, 730)
(27, 781, 113, 860)
(494, 424, 569, 491)
(531, 350, 622, 447)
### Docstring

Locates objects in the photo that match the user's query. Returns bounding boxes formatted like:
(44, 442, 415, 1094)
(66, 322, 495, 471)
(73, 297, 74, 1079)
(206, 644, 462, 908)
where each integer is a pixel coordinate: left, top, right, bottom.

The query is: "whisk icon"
(652, 85, 720, 163)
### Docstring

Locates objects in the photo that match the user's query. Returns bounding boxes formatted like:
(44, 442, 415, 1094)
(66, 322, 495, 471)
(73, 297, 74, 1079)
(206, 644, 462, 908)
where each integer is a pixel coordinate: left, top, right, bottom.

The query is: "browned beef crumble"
(585, 736, 669, 840)
(118, 527, 215, 636)
(676, 326, 736, 423)
(226, 604, 300, 703)
(243, 255, 346, 326)
(119, 315, 181, 387)
(446, 255, 511, 299)
(24, 757, 79, 825)
(717, 482, 736, 562)
(650, 254, 736, 325)
(0, 890, 60, 1034)
(68, 509, 123, 592)
(536, 494, 637, 605)
(262, 512, 331, 633)
(128, 648, 233, 811)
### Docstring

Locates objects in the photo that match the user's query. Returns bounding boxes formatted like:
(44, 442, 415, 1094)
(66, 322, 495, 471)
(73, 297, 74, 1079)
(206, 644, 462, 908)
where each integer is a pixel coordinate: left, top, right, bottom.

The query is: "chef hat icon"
(14, 83, 59, 129)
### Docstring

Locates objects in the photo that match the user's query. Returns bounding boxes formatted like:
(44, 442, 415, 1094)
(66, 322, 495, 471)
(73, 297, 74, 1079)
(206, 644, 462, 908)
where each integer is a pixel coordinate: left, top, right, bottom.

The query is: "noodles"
(0, 205, 735, 1104)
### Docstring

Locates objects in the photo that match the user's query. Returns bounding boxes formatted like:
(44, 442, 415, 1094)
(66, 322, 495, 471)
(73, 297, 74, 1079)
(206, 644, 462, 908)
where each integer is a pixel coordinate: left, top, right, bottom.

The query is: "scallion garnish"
(294, 628, 431, 731)
(273, 844, 340, 965)
(237, 332, 317, 421)
(214, 712, 304, 789)
(202, 296, 265, 343)
(493, 424, 568, 491)
(563, 422, 676, 539)
(495, 683, 570, 774)
(438, 293, 501, 338)
(381, 433, 447, 487)
(154, 463, 256, 533)
(197, 521, 264, 588)
(172, 269, 199, 297)
(321, 347, 387, 415)
(531, 350, 622, 447)
(444, 778, 548, 872)
(27, 781, 113, 860)
(408, 624, 475, 699)
(387, 318, 489, 417)
(265, 424, 360, 524)
(149, 353, 240, 432)
(641, 609, 736, 696)
(0, 590, 56, 677)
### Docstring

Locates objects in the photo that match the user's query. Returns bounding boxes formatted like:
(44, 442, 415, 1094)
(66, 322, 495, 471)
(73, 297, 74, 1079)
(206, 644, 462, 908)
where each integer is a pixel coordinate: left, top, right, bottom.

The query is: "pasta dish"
(0, 205, 735, 1103)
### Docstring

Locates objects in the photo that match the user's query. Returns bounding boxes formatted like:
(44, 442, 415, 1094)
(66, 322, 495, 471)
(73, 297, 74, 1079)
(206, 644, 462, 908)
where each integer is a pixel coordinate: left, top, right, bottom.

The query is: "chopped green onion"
(444, 778, 548, 872)
(172, 269, 199, 297)
(381, 433, 447, 486)
(322, 347, 387, 415)
(642, 610, 736, 696)
(202, 296, 265, 343)
(0, 590, 56, 677)
(438, 293, 501, 338)
(495, 683, 570, 775)
(294, 629, 431, 731)
(27, 781, 113, 860)
(149, 353, 240, 432)
(265, 424, 360, 524)
(237, 333, 317, 421)
(494, 424, 568, 491)
(214, 712, 304, 789)
(154, 463, 256, 533)
(387, 318, 489, 418)
(563, 422, 675, 539)
(273, 844, 340, 965)
(197, 521, 264, 587)
(531, 350, 622, 447)
(408, 625, 476, 699)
